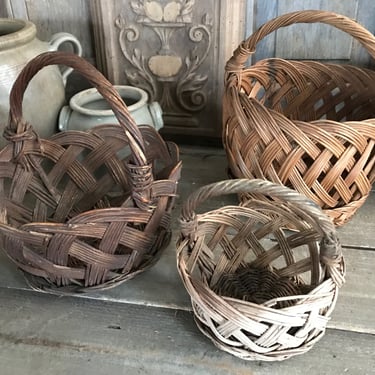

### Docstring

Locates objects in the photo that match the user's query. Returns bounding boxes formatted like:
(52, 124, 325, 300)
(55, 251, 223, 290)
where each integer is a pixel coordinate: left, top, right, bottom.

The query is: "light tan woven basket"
(223, 10, 375, 226)
(177, 179, 345, 361)
(0, 51, 181, 293)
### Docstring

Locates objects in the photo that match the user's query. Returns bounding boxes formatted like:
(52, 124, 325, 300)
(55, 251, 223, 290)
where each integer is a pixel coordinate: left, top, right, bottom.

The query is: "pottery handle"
(57, 105, 72, 131)
(48, 32, 83, 84)
(148, 102, 164, 131)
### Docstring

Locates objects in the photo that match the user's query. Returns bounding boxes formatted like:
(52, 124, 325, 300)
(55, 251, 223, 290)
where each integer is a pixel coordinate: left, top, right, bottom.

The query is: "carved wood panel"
(90, 0, 246, 139)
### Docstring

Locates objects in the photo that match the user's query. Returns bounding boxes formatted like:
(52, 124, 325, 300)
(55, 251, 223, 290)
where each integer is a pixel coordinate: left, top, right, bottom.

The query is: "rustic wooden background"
(1, 0, 374, 138)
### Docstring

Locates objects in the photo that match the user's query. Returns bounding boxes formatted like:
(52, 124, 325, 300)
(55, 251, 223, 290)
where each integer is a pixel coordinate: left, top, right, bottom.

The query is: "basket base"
(212, 266, 304, 309)
(323, 195, 368, 226)
(21, 229, 172, 294)
(193, 314, 322, 361)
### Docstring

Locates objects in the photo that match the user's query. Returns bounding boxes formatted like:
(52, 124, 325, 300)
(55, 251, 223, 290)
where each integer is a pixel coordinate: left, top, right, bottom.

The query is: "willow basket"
(177, 179, 345, 361)
(223, 10, 375, 226)
(0, 51, 181, 293)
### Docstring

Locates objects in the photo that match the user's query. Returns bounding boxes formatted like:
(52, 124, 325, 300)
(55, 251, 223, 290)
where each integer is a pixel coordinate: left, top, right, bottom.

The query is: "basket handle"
(226, 10, 375, 72)
(4, 51, 147, 166)
(180, 179, 344, 286)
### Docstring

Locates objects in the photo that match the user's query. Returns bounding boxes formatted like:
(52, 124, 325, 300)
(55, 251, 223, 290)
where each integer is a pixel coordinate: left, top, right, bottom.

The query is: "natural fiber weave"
(223, 10, 375, 226)
(0, 51, 181, 292)
(177, 179, 345, 361)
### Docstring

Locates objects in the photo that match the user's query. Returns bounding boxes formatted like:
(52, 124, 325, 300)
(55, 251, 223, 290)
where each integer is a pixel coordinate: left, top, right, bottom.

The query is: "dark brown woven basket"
(177, 179, 345, 361)
(0, 51, 181, 292)
(223, 10, 375, 226)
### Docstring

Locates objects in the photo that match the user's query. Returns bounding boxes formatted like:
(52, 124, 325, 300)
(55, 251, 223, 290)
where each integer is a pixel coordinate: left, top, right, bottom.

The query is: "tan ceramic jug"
(0, 18, 82, 147)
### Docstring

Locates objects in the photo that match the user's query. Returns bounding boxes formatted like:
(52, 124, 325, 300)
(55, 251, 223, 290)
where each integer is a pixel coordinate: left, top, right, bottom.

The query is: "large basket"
(223, 10, 375, 226)
(0, 51, 181, 292)
(177, 179, 345, 361)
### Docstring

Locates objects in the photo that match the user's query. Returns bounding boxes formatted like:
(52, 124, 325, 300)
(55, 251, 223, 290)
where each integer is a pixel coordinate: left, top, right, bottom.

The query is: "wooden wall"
(249, 0, 375, 67)
(2, 0, 374, 69)
(1, 0, 374, 139)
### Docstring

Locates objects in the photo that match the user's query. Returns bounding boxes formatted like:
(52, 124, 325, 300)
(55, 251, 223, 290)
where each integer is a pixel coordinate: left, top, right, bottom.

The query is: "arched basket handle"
(225, 10, 375, 72)
(4, 51, 147, 166)
(180, 179, 344, 287)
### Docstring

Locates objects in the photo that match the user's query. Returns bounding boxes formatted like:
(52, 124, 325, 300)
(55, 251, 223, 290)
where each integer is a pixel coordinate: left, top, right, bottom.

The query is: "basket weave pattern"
(177, 179, 345, 361)
(223, 11, 375, 226)
(0, 52, 181, 292)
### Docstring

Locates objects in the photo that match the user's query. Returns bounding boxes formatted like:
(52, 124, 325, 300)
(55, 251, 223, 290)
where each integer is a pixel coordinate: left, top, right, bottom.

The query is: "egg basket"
(177, 179, 345, 361)
(0, 51, 181, 293)
(223, 10, 375, 226)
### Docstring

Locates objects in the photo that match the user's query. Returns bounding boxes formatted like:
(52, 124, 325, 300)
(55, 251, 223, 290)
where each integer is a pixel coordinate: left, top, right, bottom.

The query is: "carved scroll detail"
(116, 0, 212, 124)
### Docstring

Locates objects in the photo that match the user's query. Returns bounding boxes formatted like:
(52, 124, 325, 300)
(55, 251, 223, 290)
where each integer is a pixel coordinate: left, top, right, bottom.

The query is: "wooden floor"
(0, 146, 374, 375)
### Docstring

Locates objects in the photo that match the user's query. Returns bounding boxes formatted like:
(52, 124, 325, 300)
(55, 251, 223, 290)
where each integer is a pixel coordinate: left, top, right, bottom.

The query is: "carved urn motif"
(115, 0, 212, 127)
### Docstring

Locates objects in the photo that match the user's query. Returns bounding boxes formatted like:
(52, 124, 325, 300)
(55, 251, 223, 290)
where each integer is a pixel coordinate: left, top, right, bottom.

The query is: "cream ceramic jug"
(0, 18, 82, 147)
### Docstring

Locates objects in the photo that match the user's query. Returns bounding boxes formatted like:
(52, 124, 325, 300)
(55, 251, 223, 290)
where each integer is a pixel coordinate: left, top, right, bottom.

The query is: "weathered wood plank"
(253, 0, 278, 62)
(253, 0, 374, 67)
(25, 0, 94, 61)
(57, 246, 375, 334)
(336, 192, 375, 249)
(0, 288, 374, 375)
(352, 0, 375, 67)
(4, 0, 28, 18)
(276, 0, 357, 60)
(0, 216, 373, 334)
(331, 248, 375, 334)
(0, 0, 12, 17)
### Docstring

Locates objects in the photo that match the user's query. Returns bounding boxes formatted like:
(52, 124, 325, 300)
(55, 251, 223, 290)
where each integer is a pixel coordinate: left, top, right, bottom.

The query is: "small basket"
(223, 10, 375, 226)
(0, 51, 181, 292)
(177, 179, 345, 361)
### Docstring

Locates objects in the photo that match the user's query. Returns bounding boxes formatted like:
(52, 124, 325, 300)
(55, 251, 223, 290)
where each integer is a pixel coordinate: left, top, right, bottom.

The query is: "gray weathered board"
(0, 146, 374, 374)
(0, 288, 374, 375)
(252, 0, 375, 67)
(1, 0, 374, 140)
